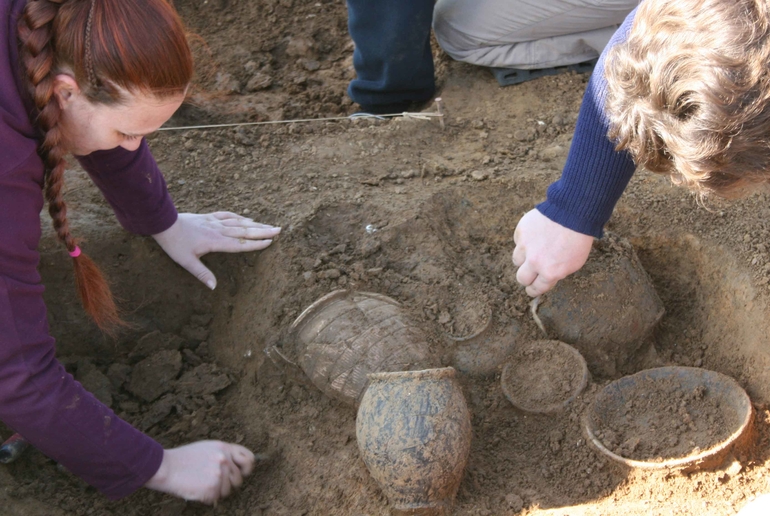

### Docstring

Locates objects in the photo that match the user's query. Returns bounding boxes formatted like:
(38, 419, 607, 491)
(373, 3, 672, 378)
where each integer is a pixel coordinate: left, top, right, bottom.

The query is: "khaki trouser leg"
(434, 0, 640, 69)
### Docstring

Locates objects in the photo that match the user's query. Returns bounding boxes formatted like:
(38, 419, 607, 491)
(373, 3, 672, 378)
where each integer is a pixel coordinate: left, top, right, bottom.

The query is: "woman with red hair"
(1, 0, 279, 504)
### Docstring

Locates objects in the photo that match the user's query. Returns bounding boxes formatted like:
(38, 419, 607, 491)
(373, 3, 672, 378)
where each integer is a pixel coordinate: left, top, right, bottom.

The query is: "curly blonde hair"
(606, 0, 770, 197)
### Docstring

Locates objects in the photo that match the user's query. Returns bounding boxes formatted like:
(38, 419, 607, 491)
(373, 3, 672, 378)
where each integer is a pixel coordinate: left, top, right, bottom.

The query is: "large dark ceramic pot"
(356, 367, 472, 515)
(535, 232, 664, 376)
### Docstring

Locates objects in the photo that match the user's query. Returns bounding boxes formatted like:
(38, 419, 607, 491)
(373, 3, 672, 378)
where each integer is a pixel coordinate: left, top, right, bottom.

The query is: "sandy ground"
(6, 0, 770, 514)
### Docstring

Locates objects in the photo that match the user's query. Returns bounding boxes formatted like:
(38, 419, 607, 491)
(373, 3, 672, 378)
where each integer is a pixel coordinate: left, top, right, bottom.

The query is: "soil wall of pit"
(42, 182, 770, 406)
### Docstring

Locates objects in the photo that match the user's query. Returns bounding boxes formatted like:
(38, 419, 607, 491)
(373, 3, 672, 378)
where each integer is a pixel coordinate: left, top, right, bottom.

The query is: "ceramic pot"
(535, 232, 664, 376)
(447, 313, 523, 377)
(290, 290, 434, 407)
(356, 367, 471, 515)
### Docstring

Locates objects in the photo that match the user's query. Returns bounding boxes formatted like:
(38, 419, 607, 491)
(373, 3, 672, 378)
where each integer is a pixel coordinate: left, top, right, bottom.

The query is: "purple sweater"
(1, 0, 177, 499)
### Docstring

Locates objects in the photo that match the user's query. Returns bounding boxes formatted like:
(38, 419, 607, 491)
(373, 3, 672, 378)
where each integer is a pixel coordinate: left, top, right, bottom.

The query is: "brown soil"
(591, 375, 731, 462)
(501, 340, 587, 413)
(6, 1, 770, 515)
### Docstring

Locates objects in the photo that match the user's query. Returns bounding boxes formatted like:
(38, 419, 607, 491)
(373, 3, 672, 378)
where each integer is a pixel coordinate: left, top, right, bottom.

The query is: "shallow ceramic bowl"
(501, 340, 589, 414)
(584, 366, 752, 470)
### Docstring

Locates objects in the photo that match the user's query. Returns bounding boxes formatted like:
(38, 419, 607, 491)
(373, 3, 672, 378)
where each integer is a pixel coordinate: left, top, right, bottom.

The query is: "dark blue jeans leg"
(346, 0, 435, 112)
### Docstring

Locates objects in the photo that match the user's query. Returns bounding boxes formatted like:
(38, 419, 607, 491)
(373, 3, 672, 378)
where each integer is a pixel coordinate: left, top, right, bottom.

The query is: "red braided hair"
(17, 0, 193, 332)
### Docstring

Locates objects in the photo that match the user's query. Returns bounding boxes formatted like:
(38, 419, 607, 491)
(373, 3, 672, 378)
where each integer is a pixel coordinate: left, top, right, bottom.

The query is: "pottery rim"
(443, 302, 493, 343)
(289, 290, 402, 334)
(583, 366, 753, 470)
(368, 366, 457, 382)
(500, 340, 589, 414)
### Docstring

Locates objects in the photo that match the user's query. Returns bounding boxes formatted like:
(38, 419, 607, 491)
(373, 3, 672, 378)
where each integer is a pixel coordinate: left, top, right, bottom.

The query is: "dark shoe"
(491, 58, 598, 87)
(355, 101, 413, 115)
(354, 97, 435, 116)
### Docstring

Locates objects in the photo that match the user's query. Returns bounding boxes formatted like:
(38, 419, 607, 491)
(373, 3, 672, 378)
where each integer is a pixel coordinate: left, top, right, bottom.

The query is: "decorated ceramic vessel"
(290, 290, 434, 406)
(356, 367, 472, 515)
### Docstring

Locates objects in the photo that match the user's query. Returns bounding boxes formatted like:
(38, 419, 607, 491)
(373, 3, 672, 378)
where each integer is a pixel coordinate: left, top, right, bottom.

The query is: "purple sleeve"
(536, 8, 638, 238)
(0, 151, 164, 500)
(76, 139, 178, 235)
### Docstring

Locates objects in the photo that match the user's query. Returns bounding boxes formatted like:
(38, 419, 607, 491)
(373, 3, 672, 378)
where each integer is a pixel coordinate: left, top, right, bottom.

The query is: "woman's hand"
(153, 212, 280, 290)
(145, 441, 255, 504)
(512, 209, 594, 297)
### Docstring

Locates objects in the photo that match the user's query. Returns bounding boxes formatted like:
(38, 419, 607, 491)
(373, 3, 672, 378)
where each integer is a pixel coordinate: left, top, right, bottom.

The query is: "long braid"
(18, 0, 123, 332)
(82, 0, 96, 89)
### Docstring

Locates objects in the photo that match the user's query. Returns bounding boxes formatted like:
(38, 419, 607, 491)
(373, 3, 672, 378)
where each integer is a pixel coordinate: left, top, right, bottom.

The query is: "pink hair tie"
(69, 246, 82, 258)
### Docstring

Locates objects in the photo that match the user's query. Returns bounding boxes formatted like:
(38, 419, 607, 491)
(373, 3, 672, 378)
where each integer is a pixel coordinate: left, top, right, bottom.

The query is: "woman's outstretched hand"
(145, 441, 256, 504)
(153, 212, 280, 290)
(512, 209, 594, 297)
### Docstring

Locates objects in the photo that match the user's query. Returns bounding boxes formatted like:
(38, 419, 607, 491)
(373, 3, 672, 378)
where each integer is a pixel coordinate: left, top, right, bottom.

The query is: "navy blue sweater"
(537, 8, 638, 238)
